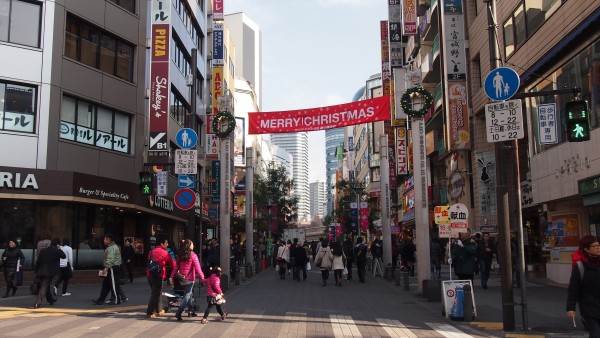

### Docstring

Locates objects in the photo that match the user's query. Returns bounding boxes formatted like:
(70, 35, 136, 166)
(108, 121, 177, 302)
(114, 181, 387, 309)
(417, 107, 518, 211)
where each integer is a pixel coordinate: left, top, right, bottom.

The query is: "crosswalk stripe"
(282, 312, 308, 337)
(5, 315, 81, 337)
(376, 318, 419, 338)
(426, 322, 474, 338)
(50, 316, 127, 338)
(105, 316, 163, 338)
(221, 309, 265, 337)
(330, 314, 362, 338)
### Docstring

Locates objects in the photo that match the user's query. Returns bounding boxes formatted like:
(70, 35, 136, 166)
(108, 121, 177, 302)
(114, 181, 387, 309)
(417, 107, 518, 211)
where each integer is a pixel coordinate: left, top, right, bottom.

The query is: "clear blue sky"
(224, 0, 387, 182)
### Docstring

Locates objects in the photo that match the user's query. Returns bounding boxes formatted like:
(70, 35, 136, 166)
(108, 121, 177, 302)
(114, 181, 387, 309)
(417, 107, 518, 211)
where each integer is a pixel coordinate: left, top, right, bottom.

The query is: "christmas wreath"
(211, 111, 236, 138)
(400, 86, 433, 118)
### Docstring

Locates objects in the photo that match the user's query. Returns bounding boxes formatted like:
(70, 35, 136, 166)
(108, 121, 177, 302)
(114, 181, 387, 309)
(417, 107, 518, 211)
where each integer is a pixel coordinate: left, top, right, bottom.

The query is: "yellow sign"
(434, 205, 450, 224)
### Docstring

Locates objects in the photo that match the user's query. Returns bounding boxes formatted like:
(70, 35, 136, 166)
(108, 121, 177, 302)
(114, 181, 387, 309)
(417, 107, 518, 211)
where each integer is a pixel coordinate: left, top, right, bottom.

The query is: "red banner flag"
(248, 96, 390, 134)
(360, 202, 369, 231)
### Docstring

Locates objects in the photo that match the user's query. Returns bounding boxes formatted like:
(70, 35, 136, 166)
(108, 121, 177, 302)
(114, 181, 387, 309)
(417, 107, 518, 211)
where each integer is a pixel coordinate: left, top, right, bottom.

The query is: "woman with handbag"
(314, 239, 334, 286)
(2, 239, 25, 297)
(200, 266, 227, 324)
(331, 241, 345, 287)
(276, 241, 290, 280)
(169, 239, 204, 321)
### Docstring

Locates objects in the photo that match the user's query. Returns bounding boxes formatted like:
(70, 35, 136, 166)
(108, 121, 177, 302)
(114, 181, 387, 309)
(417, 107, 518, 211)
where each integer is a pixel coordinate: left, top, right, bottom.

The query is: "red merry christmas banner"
(248, 96, 390, 134)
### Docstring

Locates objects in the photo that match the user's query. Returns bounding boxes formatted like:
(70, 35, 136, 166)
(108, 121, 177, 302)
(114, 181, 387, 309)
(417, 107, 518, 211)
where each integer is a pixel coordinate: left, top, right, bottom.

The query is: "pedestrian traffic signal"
(565, 100, 590, 142)
(139, 171, 154, 196)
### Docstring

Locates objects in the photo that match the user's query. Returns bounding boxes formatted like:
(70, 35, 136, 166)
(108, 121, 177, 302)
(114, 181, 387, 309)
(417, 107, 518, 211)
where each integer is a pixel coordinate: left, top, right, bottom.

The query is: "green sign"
(579, 174, 600, 196)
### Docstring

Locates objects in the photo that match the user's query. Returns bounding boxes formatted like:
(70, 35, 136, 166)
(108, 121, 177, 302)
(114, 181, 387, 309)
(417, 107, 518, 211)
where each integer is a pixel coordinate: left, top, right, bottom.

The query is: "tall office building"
(325, 87, 364, 215)
(271, 132, 309, 222)
(309, 181, 327, 221)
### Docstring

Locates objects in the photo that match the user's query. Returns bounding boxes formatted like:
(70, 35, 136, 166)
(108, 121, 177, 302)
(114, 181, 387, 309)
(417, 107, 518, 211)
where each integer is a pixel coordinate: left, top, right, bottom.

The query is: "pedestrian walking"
(200, 266, 228, 324)
(331, 241, 345, 287)
(145, 236, 175, 318)
(55, 238, 74, 296)
(314, 239, 334, 286)
(430, 236, 443, 280)
(292, 241, 308, 281)
(170, 239, 204, 321)
(400, 237, 416, 276)
(567, 235, 600, 337)
(207, 238, 220, 269)
(92, 234, 127, 305)
(343, 236, 354, 281)
(477, 232, 496, 289)
(354, 237, 368, 283)
(276, 240, 290, 280)
(2, 239, 25, 297)
(33, 238, 65, 308)
(450, 231, 478, 281)
(122, 238, 135, 283)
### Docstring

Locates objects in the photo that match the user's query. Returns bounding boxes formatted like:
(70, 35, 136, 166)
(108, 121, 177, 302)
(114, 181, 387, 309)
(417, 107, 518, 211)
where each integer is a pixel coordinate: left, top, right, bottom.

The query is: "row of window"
(503, 0, 563, 58)
(172, 0, 203, 49)
(170, 89, 189, 127)
(171, 34, 204, 98)
(108, 0, 135, 14)
(65, 15, 134, 82)
(59, 95, 131, 154)
(0, 81, 36, 133)
(0, 0, 42, 48)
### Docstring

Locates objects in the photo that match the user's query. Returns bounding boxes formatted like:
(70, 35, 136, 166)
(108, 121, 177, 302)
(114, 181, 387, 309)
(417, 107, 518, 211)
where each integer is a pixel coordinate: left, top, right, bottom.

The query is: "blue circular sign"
(175, 128, 198, 149)
(484, 67, 520, 101)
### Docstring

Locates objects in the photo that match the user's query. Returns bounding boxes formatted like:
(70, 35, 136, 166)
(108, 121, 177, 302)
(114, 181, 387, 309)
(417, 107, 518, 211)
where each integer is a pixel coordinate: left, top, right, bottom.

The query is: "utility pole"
(188, 48, 198, 244)
(487, 0, 515, 331)
(218, 92, 233, 287)
(245, 147, 254, 269)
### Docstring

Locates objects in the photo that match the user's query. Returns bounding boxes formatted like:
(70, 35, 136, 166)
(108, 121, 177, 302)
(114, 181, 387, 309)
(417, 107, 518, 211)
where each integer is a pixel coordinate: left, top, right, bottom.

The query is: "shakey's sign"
(248, 96, 391, 134)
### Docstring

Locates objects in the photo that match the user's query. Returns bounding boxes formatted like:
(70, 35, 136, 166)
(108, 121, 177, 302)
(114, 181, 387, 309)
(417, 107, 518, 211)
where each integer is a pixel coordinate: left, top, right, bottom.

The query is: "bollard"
(240, 265, 246, 282)
(463, 284, 474, 321)
(385, 264, 393, 282)
(235, 267, 240, 285)
(246, 262, 253, 279)
(403, 268, 410, 290)
(220, 274, 229, 292)
(395, 268, 401, 286)
(255, 259, 260, 273)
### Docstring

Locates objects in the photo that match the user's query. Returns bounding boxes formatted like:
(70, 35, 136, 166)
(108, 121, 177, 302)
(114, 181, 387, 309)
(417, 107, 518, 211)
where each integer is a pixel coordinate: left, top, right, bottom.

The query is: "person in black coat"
(567, 235, 600, 337)
(34, 238, 66, 308)
(2, 239, 25, 297)
(122, 238, 136, 283)
(291, 241, 308, 281)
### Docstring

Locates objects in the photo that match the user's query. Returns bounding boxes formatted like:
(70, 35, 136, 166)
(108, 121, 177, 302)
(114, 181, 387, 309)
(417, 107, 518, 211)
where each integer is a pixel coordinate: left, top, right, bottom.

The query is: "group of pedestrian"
(146, 236, 227, 324)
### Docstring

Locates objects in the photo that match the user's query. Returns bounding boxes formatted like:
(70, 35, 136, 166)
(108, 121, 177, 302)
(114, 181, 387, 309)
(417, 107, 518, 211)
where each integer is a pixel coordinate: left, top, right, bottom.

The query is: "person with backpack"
(566, 235, 600, 336)
(145, 236, 175, 318)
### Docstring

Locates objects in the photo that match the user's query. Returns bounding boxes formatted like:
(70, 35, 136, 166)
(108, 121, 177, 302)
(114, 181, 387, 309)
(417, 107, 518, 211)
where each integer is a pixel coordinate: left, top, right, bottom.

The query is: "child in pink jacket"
(200, 266, 227, 324)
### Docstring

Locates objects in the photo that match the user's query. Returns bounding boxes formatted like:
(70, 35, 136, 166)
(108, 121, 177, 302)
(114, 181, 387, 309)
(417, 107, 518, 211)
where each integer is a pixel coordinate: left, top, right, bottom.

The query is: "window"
(107, 0, 135, 14)
(170, 90, 188, 127)
(529, 38, 600, 155)
(59, 95, 131, 153)
(0, 0, 42, 47)
(0, 81, 36, 133)
(64, 15, 135, 82)
(503, 0, 564, 58)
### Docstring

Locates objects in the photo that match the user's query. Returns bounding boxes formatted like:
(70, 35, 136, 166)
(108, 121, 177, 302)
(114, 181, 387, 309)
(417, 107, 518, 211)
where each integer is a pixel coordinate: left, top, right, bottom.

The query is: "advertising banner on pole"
(148, 0, 171, 158)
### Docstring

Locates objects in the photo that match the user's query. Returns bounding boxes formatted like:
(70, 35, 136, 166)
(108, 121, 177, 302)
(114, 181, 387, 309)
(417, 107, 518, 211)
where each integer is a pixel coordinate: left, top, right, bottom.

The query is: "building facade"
(0, 0, 211, 269)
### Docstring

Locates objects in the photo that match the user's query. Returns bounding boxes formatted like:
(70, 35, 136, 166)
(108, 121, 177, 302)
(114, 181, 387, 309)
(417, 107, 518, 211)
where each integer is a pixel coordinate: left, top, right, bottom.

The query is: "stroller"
(162, 279, 201, 317)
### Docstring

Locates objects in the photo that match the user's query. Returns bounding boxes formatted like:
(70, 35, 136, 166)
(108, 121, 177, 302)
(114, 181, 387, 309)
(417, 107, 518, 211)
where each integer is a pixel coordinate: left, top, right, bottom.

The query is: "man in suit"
(34, 238, 66, 308)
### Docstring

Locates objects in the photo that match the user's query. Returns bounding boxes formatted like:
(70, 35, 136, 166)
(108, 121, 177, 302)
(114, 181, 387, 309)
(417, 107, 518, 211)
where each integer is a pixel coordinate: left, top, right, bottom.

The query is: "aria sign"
(0, 171, 39, 190)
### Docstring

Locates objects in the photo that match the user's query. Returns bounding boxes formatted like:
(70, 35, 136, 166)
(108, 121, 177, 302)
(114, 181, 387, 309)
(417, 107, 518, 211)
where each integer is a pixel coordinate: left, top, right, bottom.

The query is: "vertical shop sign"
(148, 0, 171, 158)
(212, 23, 224, 66)
(211, 160, 220, 203)
(396, 127, 408, 175)
(442, 0, 470, 151)
(402, 0, 417, 35)
(213, 0, 223, 20)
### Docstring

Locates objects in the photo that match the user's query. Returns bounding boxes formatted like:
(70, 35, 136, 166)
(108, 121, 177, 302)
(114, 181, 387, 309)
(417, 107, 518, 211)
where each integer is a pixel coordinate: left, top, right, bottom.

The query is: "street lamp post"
(217, 91, 233, 287)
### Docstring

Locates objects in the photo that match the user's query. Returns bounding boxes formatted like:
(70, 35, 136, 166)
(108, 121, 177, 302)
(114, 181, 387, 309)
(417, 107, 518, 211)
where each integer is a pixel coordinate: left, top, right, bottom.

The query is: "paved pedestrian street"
(0, 266, 588, 337)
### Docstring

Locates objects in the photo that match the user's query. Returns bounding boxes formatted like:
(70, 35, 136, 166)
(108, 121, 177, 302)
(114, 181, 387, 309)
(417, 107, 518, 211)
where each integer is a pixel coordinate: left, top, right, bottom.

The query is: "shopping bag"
(13, 259, 23, 286)
(306, 262, 311, 271)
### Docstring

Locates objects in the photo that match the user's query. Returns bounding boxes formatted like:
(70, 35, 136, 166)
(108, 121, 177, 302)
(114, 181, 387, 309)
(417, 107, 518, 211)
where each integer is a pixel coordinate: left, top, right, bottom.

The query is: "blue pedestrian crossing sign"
(484, 67, 520, 101)
(178, 175, 195, 189)
(175, 128, 197, 149)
